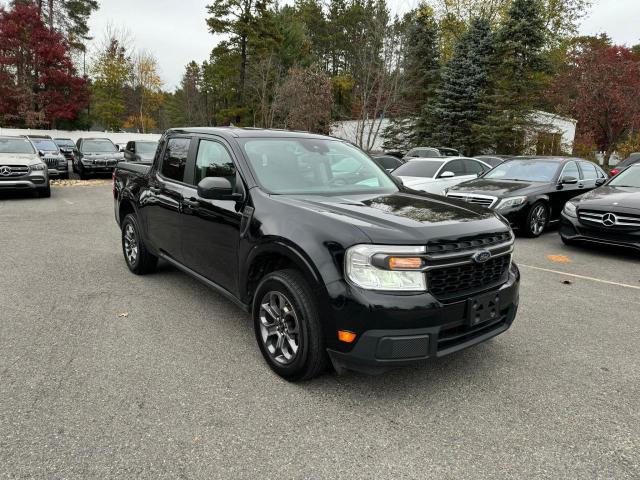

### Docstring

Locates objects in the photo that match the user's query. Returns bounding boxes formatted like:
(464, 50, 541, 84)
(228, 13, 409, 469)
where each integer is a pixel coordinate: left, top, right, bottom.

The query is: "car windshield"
(31, 139, 59, 152)
(393, 160, 444, 178)
(0, 138, 36, 154)
(483, 159, 559, 182)
(240, 138, 397, 195)
(55, 139, 75, 147)
(82, 139, 117, 153)
(608, 166, 640, 188)
(136, 142, 158, 154)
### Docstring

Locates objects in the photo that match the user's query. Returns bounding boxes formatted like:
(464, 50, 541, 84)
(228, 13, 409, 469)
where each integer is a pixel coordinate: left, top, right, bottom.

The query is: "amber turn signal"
(388, 257, 422, 270)
(338, 330, 357, 343)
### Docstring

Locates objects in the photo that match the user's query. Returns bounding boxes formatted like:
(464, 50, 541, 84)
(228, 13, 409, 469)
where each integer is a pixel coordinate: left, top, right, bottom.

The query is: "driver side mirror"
(38, 150, 45, 157)
(439, 171, 455, 178)
(595, 177, 606, 186)
(560, 176, 578, 185)
(197, 176, 243, 201)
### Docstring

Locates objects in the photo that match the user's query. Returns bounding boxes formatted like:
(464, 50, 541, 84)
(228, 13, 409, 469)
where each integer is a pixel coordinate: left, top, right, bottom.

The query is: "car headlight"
(496, 196, 527, 210)
(562, 201, 577, 218)
(345, 245, 426, 291)
(29, 163, 46, 171)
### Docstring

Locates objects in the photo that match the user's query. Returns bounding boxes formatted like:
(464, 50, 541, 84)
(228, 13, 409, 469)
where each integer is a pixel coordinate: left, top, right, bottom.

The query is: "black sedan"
(446, 156, 607, 237)
(560, 163, 640, 251)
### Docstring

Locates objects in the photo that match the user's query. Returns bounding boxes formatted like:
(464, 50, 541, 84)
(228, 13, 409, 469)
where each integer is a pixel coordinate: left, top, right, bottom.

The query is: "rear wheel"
(253, 269, 328, 381)
(522, 202, 548, 237)
(121, 214, 157, 274)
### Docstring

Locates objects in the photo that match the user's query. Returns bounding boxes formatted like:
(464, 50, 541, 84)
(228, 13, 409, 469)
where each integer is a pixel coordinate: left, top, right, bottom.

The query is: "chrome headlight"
(345, 245, 426, 291)
(562, 201, 577, 218)
(29, 163, 46, 171)
(496, 196, 527, 210)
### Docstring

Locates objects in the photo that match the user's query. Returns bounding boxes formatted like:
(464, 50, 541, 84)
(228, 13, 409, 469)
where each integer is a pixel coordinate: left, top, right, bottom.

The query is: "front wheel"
(121, 214, 157, 274)
(37, 183, 51, 198)
(253, 269, 328, 381)
(522, 202, 548, 237)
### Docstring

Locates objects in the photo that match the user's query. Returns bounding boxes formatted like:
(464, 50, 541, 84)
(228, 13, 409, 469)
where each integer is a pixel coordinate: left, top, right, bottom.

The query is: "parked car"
(372, 154, 404, 172)
(474, 155, 515, 168)
(23, 135, 68, 180)
(403, 147, 442, 159)
(123, 140, 159, 163)
(610, 153, 640, 176)
(0, 136, 50, 197)
(392, 157, 492, 195)
(382, 150, 404, 159)
(446, 157, 607, 237)
(113, 128, 520, 380)
(436, 147, 460, 157)
(54, 138, 79, 165)
(560, 163, 640, 251)
(74, 137, 124, 179)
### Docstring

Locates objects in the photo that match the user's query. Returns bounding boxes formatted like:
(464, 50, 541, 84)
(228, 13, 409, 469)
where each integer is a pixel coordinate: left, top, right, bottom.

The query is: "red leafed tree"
(550, 44, 640, 169)
(0, 4, 88, 128)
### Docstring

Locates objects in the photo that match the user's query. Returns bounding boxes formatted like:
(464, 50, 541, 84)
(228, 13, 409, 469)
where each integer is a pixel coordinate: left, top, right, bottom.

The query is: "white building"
(331, 110, 577, 155)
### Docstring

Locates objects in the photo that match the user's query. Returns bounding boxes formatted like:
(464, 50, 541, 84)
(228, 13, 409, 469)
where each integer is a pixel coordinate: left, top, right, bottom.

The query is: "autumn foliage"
(0, 4, 88, 128)
(551, 44, 640, 167)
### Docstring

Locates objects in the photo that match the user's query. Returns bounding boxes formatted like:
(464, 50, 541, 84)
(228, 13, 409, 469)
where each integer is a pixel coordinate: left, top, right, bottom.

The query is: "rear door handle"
(149, 186, 161, 194)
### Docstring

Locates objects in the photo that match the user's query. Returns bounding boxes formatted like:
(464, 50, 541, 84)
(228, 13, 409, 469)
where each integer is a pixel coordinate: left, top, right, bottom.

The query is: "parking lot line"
(519, 263, 640, 290)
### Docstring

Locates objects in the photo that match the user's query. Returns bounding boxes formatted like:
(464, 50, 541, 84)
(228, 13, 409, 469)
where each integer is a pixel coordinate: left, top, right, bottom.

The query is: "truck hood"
(0, 153, 41, 165)
(574, 185, 640, 212)
(279, 190, 510, 244)
(448, 178, 543, 198)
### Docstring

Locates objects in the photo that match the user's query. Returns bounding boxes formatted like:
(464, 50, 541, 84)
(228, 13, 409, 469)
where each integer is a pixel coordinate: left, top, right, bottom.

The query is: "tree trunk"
(603, 149, 612, 171)
(48, 0, 54, 30)
(239, 34, 247, 103)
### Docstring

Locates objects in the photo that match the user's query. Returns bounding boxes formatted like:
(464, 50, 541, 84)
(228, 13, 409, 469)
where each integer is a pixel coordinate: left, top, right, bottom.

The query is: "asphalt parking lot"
(1, 184, 639, 479)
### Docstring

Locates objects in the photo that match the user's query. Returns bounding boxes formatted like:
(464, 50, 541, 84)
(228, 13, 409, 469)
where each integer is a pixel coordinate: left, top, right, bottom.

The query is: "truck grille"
(43, 156, 63, 168)
(579, 210, 640, 229)
(446, 192, 497, 208)
(0, 165, 29, 177)
(426, 232, 512, 254)
(427, 255, 511, 300)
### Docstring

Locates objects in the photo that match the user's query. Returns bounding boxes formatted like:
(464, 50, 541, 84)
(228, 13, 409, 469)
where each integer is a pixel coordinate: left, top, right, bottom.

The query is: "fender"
(239, 238, 332, 306)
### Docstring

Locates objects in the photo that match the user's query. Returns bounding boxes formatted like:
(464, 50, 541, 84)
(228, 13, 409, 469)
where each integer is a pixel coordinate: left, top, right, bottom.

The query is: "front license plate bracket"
(467, 292, 500, 326)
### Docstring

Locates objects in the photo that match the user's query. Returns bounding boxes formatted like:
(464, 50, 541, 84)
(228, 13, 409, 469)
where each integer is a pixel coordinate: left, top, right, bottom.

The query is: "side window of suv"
(561, 161, 580, 180)
(161, 137, 191, 182)
(580, 161, 597, 180)
(194, 139, 236, 185)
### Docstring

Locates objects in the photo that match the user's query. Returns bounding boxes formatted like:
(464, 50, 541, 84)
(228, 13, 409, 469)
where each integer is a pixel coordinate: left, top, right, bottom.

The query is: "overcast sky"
(87, 0, 640, 90)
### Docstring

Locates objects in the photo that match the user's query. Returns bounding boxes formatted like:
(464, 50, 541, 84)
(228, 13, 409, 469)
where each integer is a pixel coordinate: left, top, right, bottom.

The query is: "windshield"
(483, 160, 559, 182)
(136, 142, 158, 154)
(30, 139, 59, 152)
(0, 138, 36, 154)
(240, 138, 397, 195)
(55, 139, 75, 147)
(82, 139, 118, 153)
(393, 160, 444, 178)
(608, 165, 640, 188)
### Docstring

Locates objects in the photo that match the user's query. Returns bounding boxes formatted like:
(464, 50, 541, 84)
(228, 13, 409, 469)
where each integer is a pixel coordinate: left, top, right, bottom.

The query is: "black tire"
(253, 269, 328, 381)
(121, 213, 158, 275)
(78, 167, 89, 180)
(521, 201, 548, 237)
(38, 183, 51, 198)
(72, 161, 78, 174)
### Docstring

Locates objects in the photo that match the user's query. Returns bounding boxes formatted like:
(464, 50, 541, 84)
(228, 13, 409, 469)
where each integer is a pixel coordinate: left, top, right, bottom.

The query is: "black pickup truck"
(113, 128, 520, 380)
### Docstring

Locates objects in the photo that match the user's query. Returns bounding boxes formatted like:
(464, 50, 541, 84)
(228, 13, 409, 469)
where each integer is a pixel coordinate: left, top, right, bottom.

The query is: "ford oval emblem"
(472, 250, 492, 264)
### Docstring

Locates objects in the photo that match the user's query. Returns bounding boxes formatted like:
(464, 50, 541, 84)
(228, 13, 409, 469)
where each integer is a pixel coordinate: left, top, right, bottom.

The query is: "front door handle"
(183, 198, 200, 209)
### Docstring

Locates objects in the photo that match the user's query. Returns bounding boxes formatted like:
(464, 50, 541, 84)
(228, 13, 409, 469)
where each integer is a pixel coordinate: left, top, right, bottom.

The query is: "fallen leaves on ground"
(51, 179, 111, 187)
(118, 312, 129, 318)
(547, 254, 572, 264)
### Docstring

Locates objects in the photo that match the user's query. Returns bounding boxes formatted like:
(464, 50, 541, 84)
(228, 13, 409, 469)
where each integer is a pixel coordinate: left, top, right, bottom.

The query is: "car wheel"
(72, 161, 78, 174)
(37, 183, 51, 198)
(522, 201, 548, 237)
(253, 269, 328, 381)
(121, 214, 157, 275)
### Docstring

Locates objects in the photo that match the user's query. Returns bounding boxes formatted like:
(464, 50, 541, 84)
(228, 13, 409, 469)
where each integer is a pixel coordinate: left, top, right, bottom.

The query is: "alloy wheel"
(258, 291, 300, 365)
(123, 223, 139, 266)
(530, 204, 547, 235)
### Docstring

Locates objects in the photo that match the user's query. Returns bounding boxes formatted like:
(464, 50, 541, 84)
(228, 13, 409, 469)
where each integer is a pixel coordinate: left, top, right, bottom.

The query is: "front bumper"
(326, 263, 520, 374)
(560, 213, 640, 251)
(47, 166, 68, 178)
(0, 174, 48, 191)
(81, 162, 119, 173)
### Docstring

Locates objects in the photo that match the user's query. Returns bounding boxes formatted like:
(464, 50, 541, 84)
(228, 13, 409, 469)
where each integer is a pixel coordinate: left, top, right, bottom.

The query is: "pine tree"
(383, 4, 439, 151)
(416, 17, 495, 155)
(485, 0, 548, 153)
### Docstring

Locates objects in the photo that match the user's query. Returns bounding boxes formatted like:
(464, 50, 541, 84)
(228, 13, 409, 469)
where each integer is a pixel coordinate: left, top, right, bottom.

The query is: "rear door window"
(579, 161, 597, 180)
(160, 137, 191, 183)
(442, 160, 466, 177)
